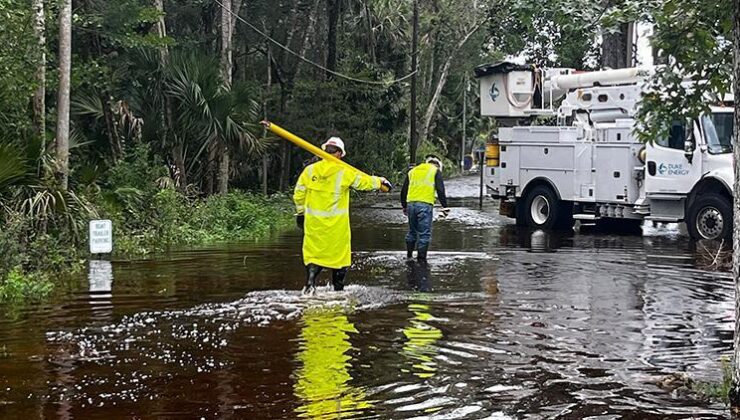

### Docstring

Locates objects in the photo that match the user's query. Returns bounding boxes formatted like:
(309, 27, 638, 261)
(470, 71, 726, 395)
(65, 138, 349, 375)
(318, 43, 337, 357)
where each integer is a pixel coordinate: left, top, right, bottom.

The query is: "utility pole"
(461, 79, 467, 171)
(409, 0, 419, 165)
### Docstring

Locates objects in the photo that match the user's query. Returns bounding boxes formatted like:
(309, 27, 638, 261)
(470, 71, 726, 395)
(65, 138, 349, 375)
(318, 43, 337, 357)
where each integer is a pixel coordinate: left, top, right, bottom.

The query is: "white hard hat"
(322, 137, 346, 157)
(426, 155, 443, 171)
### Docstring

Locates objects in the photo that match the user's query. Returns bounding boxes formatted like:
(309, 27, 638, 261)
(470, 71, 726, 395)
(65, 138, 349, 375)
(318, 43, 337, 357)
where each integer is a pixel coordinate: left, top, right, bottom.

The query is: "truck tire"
(687, 193, 733, 242)
(515, 200, 527, 226)
(523, 185, 571, 230)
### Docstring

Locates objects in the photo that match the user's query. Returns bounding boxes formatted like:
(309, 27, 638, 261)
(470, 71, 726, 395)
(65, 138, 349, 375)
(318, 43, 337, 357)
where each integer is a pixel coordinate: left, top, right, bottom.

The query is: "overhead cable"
(213, 0, 417, 86)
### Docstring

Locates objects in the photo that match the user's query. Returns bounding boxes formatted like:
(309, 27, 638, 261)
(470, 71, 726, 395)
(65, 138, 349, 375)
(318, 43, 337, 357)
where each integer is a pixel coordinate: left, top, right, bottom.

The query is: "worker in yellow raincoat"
(294, 137, 390, 294)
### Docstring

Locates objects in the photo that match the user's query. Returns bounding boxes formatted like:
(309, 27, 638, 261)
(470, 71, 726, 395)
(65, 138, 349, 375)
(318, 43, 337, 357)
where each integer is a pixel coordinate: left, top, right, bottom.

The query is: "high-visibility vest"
(407, 163, 437, 205)
(293, 159, 381, 269)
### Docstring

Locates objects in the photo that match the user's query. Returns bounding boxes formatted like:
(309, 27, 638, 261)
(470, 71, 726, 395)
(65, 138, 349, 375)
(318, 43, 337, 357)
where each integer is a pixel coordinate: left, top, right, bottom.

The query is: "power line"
(213, 0, 417, 86)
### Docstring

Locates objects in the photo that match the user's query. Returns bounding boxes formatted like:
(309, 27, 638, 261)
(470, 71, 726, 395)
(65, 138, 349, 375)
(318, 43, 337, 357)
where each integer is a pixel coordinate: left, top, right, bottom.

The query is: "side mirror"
(684, 122, 695, 163)
(684, 140, 694, 163)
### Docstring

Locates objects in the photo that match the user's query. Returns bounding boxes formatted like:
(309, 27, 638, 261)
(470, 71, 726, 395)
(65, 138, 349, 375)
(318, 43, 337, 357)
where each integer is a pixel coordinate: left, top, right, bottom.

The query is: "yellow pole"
(261, 120, 390, 192)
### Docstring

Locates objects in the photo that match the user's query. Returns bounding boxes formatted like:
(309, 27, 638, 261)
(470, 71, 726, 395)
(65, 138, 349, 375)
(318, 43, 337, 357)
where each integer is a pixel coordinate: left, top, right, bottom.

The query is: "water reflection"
(529, 230, 552, 253)
(88, 260, 113, 297)
(294, 307, 371, 419)
(497, 225, 564, 253)
(402, 303, 443, 380)
(405, 261, 431, 292)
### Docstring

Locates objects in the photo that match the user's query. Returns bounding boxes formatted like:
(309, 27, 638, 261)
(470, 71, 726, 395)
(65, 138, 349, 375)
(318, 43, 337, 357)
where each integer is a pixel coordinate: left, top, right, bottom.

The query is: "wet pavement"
(0, 176, 734, 418)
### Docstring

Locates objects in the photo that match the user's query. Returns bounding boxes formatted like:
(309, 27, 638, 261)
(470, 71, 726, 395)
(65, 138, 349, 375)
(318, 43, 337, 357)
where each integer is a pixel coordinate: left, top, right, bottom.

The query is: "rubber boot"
(406, 241, 416, 260)
(303, 264, 323, 295)
(417, 246, 428, 262)
(332, 268, 348, 291)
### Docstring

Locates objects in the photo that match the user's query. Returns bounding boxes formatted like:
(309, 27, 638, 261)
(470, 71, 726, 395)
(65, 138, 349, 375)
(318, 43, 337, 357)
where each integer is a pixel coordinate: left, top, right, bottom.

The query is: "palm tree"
(165, 52, 261, 193)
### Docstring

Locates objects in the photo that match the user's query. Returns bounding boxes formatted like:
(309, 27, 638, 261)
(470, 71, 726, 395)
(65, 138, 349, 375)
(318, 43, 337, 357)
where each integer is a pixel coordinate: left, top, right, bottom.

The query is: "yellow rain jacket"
(294, 159, 382, 269)
(407, 163, 438, 205)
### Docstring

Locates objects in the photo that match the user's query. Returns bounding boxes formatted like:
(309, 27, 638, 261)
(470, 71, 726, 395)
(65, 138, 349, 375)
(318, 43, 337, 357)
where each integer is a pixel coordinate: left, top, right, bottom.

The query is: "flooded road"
(0, 176, 734, 418)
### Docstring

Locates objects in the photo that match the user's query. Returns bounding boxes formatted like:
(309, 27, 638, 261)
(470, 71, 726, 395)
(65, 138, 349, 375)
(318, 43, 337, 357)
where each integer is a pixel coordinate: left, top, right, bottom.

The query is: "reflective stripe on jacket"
(293, 159, 381, 269)
(406, 163, 438, 205)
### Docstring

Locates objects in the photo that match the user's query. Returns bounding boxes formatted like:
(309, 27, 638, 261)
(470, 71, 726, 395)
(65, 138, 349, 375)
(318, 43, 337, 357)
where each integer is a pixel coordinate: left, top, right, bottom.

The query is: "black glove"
(296, 214, 305, 230)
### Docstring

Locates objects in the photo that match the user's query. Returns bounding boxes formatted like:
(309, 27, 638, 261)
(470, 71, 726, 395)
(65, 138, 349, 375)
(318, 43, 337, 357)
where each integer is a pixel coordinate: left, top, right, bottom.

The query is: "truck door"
(645, 121, 703, 194)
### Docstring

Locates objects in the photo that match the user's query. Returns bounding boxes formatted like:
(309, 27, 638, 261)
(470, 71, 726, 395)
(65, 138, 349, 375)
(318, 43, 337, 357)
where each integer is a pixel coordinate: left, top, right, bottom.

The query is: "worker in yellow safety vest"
(294, 137, 391, 294)
(401, 155, 449, 261)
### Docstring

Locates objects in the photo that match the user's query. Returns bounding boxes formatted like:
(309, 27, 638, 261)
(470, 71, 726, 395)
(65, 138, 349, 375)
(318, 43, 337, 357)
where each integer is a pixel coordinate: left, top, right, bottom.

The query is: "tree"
(326, 0, 340, 79)
(731, 0, 740, 412)
(419, 22, 481, 145)
(409, 0, 419, 163)
(55, 0, 72, 191)
(166, 53, 260, 191)
(601, 22, 633, 68)
(218, 0, 234, 194)
(32, 0, 45, 142)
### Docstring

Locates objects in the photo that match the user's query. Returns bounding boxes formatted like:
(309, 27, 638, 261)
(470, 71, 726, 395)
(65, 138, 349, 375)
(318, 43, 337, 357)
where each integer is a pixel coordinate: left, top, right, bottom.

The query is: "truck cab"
(644, 107, 734, 239)
(476, 62, 734, 241)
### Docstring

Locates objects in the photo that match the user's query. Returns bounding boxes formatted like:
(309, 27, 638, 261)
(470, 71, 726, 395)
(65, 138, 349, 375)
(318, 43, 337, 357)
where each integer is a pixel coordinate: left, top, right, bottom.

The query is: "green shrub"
(0, 267, 53, 302)
(692, 356, 733, 404)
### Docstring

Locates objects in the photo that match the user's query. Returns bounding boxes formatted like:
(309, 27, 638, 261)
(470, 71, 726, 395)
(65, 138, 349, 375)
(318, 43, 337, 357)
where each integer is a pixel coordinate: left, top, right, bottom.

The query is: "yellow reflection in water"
(402, 302, 443, 379)
(294, 306, 371, 419)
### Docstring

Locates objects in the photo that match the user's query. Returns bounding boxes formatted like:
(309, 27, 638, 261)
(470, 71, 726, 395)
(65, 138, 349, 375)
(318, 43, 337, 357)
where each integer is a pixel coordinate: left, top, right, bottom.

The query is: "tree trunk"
(220, 0, 233, 89)
(364, 1, 376, 64)
(218, 149, 229, 194)
(32, 0, 46, 143)
(218, 0, 234, 195)
(729, 0, 740, 412)
(262, 45, 272, 195)
(230, 0, 243, 40)
(153, 0, 182, 189)
(55, 0, 72, 191)
(280, 0, 320, 190)
(326, 0, 340, 79)
(420, 24, 480, 146)
(601, 22, 632, 69)
(102, 95, 123, 163)
(293, 0, 320, 82)
(409, 0, 419, 165)
(205, 144, 216, 195)
(154, 0, 168, 62)
(173, 143, 187, 188)
(280, 0, 302, 70)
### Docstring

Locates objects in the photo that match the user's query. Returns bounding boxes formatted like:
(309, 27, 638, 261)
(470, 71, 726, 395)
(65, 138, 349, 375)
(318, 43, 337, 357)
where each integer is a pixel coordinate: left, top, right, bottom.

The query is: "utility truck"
(475, 62, 734, 241)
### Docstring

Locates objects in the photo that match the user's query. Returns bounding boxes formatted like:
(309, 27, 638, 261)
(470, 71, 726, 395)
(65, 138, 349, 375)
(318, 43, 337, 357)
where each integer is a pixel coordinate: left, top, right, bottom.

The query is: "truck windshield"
(702, 113, 733, 154)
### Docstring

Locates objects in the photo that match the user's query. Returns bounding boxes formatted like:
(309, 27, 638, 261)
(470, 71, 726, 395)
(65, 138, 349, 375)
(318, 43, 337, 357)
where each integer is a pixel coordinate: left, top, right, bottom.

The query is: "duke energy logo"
(658, 163, 690, 176)
(489, 82, 500, 102)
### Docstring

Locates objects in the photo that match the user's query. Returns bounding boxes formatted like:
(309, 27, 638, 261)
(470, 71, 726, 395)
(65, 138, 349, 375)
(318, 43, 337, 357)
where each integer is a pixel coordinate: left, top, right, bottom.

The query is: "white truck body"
(476, 62, 735, 241)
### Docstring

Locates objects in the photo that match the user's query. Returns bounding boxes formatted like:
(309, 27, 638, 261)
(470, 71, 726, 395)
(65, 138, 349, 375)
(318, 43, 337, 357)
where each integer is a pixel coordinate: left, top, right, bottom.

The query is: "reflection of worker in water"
(406, 261, 432, 292)
(294, 307, 371, 418)
(294, 137, 391, 294)
(401, 155, 449, 262)
(402, 303, 443, 379)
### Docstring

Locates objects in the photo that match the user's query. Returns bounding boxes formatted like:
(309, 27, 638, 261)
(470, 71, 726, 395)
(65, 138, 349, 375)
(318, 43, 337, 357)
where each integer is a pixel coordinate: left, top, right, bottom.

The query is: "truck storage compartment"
(593, 144, 641, 203)
(509, 126, 581, 143)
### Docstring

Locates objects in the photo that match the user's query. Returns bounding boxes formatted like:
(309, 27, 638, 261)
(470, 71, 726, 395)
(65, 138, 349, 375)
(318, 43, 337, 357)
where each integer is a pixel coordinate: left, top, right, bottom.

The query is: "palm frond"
(0, 143, 29, 192)
(72, 93, 105, 120)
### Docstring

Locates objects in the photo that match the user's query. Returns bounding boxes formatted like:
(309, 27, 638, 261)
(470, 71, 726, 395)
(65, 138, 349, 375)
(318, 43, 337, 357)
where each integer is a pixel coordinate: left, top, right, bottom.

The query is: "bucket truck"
(475, 62, 734, 241)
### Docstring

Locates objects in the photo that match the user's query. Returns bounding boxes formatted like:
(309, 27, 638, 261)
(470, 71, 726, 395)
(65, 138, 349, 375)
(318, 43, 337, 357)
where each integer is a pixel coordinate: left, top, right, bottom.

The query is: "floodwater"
(0, 177, 734, 419)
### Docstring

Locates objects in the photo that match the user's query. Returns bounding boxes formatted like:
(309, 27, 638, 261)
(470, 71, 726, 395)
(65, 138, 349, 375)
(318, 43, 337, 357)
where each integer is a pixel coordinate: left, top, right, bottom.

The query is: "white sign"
(89, 220, 113, 254)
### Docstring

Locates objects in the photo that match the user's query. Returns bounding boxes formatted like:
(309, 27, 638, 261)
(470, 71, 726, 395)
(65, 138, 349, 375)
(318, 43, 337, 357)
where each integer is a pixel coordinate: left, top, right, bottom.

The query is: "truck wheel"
(687, 193, 732, 241)
(523, 185, 567, 230)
